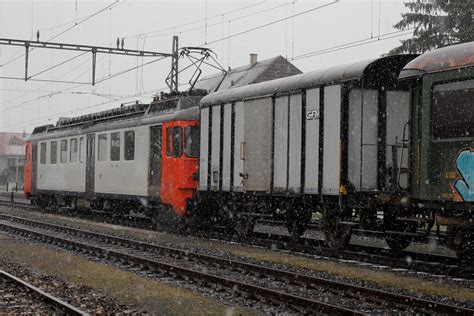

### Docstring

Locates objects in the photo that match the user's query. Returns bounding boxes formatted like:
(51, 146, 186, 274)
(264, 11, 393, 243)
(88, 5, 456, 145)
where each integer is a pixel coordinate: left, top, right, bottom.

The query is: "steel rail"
(0, 219, 361, 315)
(0, 270, 88, 315)
(0, 214, 472, 315)
(0, 198, 468, 278)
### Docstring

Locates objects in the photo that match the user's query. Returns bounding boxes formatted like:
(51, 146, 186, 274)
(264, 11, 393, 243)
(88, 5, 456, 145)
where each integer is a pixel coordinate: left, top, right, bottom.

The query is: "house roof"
(194, 55, 301, 92)
(0, 132, 27, 156)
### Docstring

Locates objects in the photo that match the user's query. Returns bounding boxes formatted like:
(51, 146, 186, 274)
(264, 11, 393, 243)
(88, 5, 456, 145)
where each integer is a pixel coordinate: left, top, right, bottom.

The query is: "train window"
(60, 140, 68, 163)
(166, 127, 173, 157)
(50, 141, 57, 164)
(79, 137, 85, 163)
(40, 142, 46, 164)
(432, 79, 474, 140)
(70, 138, 78, 163)
(98, 134, 107, 161)
(185, 125, 199, 158)
(124, 131, 135, 161)
(110, 132, 120, 161)
(166, 127, 182, 157)
(173, 126, 183, 157)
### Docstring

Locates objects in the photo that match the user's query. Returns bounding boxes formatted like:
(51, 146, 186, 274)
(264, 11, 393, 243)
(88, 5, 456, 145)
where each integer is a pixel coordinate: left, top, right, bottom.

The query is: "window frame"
(79, 137, 85, 163)
(70, 138, 78, 163)
(110, 132, 121, 161)
(430, 78, 474, 142)
(124, 130, 135, 161)
(184, 125, 199, 158)
(60, 139, 68, 164)
(50, 141, 57, 164)
(98, 133, 108, 162)
(40, 142, 47, 165)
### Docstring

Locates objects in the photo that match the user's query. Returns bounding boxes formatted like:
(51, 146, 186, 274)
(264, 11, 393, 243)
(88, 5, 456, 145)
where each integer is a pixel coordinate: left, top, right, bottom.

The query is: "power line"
(123, 1, 267, 39)
(0, 0, 122, 68)
(144, 1, 292, 39)
(291, 28, 414, 61)
(202, 1, 339, 46)
(27, 51, 89, 80)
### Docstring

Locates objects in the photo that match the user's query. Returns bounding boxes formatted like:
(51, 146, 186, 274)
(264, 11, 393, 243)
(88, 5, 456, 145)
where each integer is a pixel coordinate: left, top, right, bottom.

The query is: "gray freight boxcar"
(197, 54, 417, 245)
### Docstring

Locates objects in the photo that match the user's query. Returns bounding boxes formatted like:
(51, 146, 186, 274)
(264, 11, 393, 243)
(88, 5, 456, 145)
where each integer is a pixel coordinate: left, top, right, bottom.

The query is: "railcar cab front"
(159, 120, 199, 217)
(399, 42, 474, 260)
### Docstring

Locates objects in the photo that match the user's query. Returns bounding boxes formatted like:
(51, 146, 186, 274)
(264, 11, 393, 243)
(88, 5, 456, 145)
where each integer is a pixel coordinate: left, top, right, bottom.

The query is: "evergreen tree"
(390, 0, 474, 54)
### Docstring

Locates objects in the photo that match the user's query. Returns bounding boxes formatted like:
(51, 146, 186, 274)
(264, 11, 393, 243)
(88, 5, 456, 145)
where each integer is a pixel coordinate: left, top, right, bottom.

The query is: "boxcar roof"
(399, 42, 474, 80)
(200, 55, 416, 106)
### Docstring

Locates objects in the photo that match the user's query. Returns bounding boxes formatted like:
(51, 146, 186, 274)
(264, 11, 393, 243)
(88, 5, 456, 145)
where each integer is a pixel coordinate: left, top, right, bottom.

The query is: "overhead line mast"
(0, 37, 175, 88)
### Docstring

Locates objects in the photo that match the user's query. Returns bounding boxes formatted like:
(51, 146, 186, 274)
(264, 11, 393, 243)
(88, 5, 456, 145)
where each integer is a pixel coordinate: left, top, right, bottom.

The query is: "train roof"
(29, 91, 204, 140)
(200, 54, 417, 107)
(399, 41, 474, 80)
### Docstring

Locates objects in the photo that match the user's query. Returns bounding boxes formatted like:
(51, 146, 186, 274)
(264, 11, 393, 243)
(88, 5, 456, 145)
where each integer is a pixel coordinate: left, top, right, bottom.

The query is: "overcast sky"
(0, 0, 410, 133)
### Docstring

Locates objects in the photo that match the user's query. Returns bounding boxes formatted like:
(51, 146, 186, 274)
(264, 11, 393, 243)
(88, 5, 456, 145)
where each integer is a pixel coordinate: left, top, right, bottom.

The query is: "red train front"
(24, 91, 203, 226)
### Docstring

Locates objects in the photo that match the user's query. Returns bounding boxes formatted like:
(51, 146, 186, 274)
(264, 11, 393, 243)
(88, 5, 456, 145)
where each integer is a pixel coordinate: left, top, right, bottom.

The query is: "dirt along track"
(0, 210, 473, 314)
(0, 196, 470, 280)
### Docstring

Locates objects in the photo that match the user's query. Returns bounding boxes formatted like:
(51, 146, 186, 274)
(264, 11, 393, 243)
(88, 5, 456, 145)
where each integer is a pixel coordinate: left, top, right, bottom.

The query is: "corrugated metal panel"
(233, 102, 245, 191)
(199, 108, 209, 191)
(273, 96, 289, 191)
(322, 85, 341, 195)
(243, 97, 272, 192)
(348, 89, 378, 190)
(222, 103, 232, 191)
(211, 106, 221, 191)
(304, 88, 320, 194)
(288, 93, 302, 192)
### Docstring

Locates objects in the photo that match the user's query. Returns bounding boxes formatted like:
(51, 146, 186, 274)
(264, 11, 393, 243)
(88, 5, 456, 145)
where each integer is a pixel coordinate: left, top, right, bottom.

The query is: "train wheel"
(383, 209, 415, 252)
(234, 215, 255, 238)
(321, 207, 352, 250)
(385, 234, 413, 252)
(286, 209, 311, 242)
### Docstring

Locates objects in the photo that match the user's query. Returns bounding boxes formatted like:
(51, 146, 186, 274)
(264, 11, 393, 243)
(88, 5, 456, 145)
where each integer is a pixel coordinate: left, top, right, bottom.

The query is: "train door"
(24, 142, 33, 195)
(242, 97, 272, 192)
(85, 134, 95, 195)
(31, 142, 37, 192)
(148, 125, 162, 197)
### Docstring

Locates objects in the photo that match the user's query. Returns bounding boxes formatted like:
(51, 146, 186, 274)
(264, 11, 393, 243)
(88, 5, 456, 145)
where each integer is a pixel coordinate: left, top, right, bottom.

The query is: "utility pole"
(168, 36, 179, 93)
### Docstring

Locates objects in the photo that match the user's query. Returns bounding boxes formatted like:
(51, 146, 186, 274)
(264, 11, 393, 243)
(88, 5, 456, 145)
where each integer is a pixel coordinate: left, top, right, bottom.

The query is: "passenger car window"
(110, 132, 120, 161)
(185, 125, 199, 158)
(432, 79, 474, 140)
(79, 137, 85, 163)
(98, 134, 107, 161)
(70, 138, 78, 163)
(60, 140, 68, 163)
(50, 141, 57, 164)
(124, 131, 135, 161)
(40, 142, 46, 164)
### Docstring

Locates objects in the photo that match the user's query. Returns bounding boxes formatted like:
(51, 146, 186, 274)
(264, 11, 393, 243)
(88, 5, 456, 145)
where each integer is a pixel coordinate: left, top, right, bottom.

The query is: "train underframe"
(194, 190, 473, 261)
(30, 190, 473, 261)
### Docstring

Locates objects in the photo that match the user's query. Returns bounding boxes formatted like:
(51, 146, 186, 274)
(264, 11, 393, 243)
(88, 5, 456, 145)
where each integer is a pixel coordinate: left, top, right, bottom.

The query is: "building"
(194, 54, 302, 93)
(0, 132, 27, 188)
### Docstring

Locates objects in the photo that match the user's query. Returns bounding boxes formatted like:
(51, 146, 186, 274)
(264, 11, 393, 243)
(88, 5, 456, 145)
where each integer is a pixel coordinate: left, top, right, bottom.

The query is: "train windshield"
(185, 125, 199, 158)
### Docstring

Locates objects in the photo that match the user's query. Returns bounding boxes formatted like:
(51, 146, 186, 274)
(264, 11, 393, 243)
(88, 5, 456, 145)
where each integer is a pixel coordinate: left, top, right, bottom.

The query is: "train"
(24, 42, 473, 260)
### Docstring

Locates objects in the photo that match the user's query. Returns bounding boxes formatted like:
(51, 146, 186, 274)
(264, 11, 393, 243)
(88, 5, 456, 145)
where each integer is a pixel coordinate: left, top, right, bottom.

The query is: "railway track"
(0, 198, 470, 279)
(0, 214, 472, 315)
(0, 269, 87, 315)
